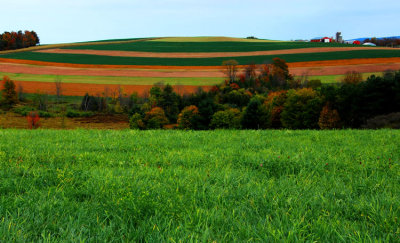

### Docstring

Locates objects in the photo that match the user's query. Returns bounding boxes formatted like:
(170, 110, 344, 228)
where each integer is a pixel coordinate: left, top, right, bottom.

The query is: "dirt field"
(13, 80, 212, 96)
(0, 112, 130, 129)
(36, 46, 389, 58)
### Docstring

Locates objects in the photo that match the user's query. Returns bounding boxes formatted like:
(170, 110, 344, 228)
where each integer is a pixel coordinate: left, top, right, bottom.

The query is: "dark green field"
(60, 41, 359, 53)
(0, 130, 399, 241)
(2, 49, 400, 66)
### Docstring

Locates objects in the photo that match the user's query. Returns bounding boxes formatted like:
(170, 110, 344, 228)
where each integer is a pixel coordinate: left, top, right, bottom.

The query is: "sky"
(1, 0, 399, 44)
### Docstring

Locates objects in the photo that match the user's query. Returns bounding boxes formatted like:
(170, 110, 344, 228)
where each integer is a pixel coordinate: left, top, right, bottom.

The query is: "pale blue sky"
(1, 0, 399, 44)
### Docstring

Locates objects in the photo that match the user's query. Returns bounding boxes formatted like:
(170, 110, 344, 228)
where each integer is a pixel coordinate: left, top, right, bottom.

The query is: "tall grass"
(0, 130, 399, 241)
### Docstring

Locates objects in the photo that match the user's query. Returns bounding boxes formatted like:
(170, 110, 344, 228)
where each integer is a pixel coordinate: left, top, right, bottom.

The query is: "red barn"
(353, 40, 361, 45)
(321, 37, 333, 43)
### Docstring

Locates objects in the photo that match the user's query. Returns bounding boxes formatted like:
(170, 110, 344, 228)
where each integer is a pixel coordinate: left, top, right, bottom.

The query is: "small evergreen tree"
(1, 76, 18, 107)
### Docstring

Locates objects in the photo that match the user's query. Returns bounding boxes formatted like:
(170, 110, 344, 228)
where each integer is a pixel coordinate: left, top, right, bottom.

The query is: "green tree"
(211, 108, 241, 129)
(144, 107, 168, 129)
(281, 88, 323, 129)
(241, 97, 270, 129)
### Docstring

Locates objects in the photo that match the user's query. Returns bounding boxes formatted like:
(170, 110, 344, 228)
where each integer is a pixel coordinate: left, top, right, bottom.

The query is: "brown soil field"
(36, 47, 390, 58)
(0, 112, 130, 129)
(13, 80, 212, 96)
(2, 62, 400, 78)
(0, 63, 225, 77)
(1, 57, 400, 70)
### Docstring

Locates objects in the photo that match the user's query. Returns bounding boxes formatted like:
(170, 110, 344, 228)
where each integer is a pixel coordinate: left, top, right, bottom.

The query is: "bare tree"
(222, 59, 239, 83)
(17, 84, 25, 102)
(55, 76, 63, 104)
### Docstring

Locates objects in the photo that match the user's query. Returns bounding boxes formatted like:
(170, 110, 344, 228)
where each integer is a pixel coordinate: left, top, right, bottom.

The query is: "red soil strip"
(36, 47, 391, 58)
(289, 63, 400, 76)
(13, 80, 212, 96)
(0, 63, 225, 78)
(1, 57, 400, 70)
(2, 62, 400, 78)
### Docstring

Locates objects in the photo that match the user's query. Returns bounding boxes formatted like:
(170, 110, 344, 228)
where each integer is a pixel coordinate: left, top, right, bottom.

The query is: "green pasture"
(0, 72, 223, 86)
(149, 37, 282, 42)
(1, 49, 399, 66)
(304, 72, 383, 83)
(59, 40, 362, 53)
(0, 130, 399, 241)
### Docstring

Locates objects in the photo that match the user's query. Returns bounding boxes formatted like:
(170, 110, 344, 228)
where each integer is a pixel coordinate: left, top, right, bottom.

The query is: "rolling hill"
(1, 36, 399, 96)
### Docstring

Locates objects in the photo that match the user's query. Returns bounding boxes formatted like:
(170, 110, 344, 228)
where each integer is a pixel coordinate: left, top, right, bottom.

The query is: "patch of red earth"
(14, 80, 212, 96)
(0, 63, 225, 78)
(2, 62, 400, 78)
(36, 46, 391, 58)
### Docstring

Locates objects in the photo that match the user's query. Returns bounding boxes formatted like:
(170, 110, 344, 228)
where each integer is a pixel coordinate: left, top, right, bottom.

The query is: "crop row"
(1, 50, 400, 66)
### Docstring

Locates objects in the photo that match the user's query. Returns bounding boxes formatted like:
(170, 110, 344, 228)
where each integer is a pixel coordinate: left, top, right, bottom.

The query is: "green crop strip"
(1, 50, 400, 66)
(0, 72, 223, 86)
(59, 41, 367, 52)
(0, 130, 399, 241)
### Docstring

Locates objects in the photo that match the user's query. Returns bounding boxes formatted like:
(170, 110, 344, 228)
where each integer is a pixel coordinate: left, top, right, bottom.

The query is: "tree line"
(1, 58, 400, 129)
(0, 30, 40, 51)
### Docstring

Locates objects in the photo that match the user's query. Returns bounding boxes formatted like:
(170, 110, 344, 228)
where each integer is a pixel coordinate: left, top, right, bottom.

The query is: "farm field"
(0, 130, 399, 241)
(1, 36, 400, 96)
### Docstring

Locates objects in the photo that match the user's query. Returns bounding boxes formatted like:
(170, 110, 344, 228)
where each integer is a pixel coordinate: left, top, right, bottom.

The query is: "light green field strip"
(149, 36, 282, 42)
(0, 72, 223, 86)
(305, 72, 383, 83)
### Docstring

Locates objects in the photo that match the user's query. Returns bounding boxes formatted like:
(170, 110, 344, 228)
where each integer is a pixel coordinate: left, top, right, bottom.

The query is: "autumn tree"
(1, 76, 18, 107)
(318, 104, 341, 129)
(222, 59, 239, 83)
(144, 107, 169, 129)
(177, 105, 200, 130)
(342, 71, 363, 85)
(264, 90, 288, 128)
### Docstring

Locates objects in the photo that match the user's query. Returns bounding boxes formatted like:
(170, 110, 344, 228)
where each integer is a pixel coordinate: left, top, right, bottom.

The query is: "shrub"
(210, 108, 241, 129)
(281, 88, 323, 129)
(129, 113, 145, 130)
(66, 110, 94, 118)
(144, 107, 168, 129)
(13, 106, 53, 117)
(26, 111, 40, 129)
(363, 112, 400, 129)
(318, 104, 341, 129)
(342, 71, 362, 84)
(177, 105, 200, 130)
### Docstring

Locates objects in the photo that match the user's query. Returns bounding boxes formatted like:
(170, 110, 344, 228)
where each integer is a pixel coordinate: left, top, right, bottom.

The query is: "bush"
(129, 113, 145, 130)
(210, 108, 241, 129)
(264, 90, 287, 128)
(13, 106, 53, 118)
(177, 105, 200, 130)
(66, 110, 94, 118)
(363, 112, 400, 129)
(144, 107, 168, 129)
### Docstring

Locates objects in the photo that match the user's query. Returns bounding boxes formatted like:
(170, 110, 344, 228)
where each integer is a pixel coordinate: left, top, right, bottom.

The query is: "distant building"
(352, 40, 361, 45)
(321, 37, 333, 43)
(363, 42, 377, 46)
(336, 32, 343, 43)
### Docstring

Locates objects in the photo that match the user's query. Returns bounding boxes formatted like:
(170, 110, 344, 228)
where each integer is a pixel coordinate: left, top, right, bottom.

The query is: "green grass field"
(0, 72, 223, 86)
(2, 50, 400, 66)
(59, 40, 363, 53)
(0, 130, 399, 241)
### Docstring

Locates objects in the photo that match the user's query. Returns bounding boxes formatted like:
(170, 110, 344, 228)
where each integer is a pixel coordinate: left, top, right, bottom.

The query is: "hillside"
(1, 36, 400, 96)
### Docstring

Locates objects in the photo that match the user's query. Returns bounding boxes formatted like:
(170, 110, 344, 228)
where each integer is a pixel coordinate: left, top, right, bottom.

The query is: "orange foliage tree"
(177, 105, 200, 130)
(318, 104, 341, 129)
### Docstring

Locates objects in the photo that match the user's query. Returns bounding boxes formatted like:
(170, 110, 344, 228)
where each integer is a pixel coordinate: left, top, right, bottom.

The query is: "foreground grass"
(0, 130, 399, 241)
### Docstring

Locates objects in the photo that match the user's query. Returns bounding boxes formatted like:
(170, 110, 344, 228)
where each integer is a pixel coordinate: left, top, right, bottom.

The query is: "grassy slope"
(149, 37, 283, 42)
(0, 72, 223, 86)
(0, 130, 399, 241)
(2, 50, 400, 66)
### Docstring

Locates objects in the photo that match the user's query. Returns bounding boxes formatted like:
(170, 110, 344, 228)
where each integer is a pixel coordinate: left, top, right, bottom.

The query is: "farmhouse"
(310, 37, 333, 43)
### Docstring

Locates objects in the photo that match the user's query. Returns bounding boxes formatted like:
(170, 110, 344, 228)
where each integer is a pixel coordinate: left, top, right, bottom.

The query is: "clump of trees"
(0, 31, 40, 51)
(363, 37, 400, 47)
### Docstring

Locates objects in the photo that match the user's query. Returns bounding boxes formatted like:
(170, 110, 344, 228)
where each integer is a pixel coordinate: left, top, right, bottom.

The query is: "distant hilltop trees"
(0, 30, 40, 51)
